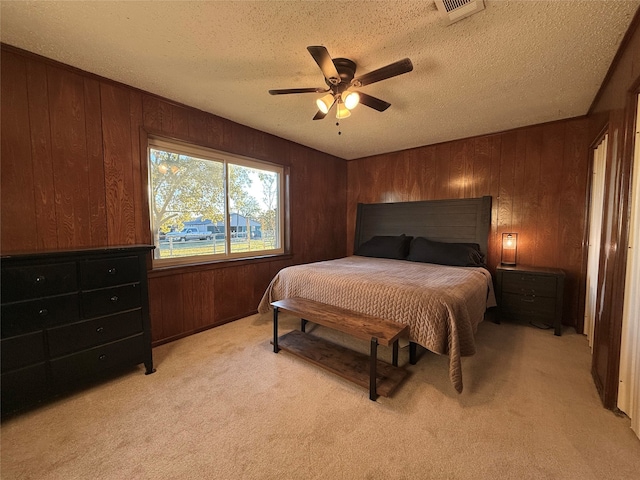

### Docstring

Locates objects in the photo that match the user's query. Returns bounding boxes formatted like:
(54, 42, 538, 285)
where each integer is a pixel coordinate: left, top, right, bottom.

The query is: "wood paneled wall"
(587, 11, 640, 409)
(347, 118, 590, 329)
(1, 45, 347, 345)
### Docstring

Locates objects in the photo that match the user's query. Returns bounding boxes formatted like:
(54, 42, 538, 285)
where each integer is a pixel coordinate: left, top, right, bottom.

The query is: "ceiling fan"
(269, 46, 413, 120)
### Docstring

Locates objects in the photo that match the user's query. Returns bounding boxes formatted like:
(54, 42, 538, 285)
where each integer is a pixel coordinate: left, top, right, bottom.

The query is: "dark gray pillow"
(407, 237, 485, 267)
(355, 234, 413, 260)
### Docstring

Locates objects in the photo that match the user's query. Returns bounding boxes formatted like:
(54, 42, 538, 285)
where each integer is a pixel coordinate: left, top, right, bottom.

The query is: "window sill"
(148, 252, 292, 278)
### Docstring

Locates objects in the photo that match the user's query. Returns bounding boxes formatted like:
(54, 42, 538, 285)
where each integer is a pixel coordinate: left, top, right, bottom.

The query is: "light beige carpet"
(1, 312, 639, 479)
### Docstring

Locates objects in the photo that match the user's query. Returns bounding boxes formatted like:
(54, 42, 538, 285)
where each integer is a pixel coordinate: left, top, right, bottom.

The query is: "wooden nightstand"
(495, 265, 565, 336)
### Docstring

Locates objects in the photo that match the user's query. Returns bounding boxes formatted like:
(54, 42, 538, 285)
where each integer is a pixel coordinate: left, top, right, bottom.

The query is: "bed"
(258, 196, 495, 393)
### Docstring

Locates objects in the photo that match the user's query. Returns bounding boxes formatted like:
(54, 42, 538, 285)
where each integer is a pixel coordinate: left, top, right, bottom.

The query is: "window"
(148, 137, 285, 266)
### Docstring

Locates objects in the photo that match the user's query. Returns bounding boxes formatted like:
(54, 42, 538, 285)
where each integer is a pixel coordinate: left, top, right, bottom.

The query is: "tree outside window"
(148, 138, 284, 266)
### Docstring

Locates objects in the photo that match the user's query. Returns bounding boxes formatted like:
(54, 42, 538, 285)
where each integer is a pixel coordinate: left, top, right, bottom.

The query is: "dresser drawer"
(1, 363, 48, 413)
(80, 256, 140, 290)
(1, 262, 77, 302)
(1, 331, 46, 373)
(81, 284, 141, 318)
(501, 292, 556, 320)
(1, 294, 80, 337)
(48, 310, 143, 357)
(50, 334, 146, 386)
(501, 271, 557, 297)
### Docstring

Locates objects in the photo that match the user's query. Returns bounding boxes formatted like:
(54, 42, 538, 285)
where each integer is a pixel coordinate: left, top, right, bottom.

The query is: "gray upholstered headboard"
(354, 196, 492, 257)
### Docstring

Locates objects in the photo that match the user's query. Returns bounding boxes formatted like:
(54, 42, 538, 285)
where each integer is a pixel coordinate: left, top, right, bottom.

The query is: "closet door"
(617, 94, 640, 439)
(585, 134, 608, 350)
(591, 90, 639, 410)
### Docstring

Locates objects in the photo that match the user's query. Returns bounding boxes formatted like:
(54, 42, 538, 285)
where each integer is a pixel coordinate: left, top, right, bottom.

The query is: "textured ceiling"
(1, 1, 639, 160)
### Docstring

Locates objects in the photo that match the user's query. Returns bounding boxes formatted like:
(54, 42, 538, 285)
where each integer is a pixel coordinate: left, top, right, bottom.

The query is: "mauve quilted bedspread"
(258, 256, 496, 393)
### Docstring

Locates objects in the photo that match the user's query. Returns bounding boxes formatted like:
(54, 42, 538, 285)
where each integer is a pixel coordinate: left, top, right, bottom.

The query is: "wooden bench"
(271, 297, 409, 401)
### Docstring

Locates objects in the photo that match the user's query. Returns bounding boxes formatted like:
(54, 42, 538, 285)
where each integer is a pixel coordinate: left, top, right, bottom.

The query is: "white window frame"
(147, 136, 286, 267)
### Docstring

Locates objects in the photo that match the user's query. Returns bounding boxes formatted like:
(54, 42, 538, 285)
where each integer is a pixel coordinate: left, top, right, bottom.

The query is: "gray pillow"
(407, 237, 485, 267)
(355, 234, 413, 260)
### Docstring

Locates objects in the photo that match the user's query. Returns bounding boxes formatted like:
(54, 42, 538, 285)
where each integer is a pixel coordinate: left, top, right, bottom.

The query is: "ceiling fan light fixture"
(270, 46, 413, 121)
(342, 91, 360, 110)
(336, 101, 351, 119)
(316, 93, 335, 114)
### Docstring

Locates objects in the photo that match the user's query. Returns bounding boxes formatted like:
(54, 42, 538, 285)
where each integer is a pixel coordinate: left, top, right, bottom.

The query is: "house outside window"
(148, 136, 285, 266)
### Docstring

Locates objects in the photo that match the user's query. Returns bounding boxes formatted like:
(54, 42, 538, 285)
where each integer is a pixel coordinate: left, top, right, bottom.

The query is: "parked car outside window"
(164, 228, 212, 242)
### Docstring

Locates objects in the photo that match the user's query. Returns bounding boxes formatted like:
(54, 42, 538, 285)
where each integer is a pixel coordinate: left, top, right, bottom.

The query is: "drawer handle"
(521, 297, 535, 303)
(110, 295, 119, 303)
(99, 354, 108, 361)
(520, 289, 537, 294)
(107, 267, 117, 275)
(34, 275, 46, 284)
(39, 308, 49, 316)
(96, 326, 105, 333)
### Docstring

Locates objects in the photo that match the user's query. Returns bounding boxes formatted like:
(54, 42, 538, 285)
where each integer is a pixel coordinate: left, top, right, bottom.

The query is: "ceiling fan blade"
(353, 58, 413, 87)
(313, 110, 327, 120)
(269, 87, 327, 95)
(307, 46, 340, 84)
(358, 92, 391, 112)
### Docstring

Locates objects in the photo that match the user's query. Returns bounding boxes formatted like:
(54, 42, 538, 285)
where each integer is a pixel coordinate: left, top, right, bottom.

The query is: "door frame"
(591, 77, 640, 409)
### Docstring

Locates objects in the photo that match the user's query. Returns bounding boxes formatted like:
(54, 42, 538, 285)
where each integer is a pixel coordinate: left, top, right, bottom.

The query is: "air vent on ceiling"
(435, 0, 485, 24)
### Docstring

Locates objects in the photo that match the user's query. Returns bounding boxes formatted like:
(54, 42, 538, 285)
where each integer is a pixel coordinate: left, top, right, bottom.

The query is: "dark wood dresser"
(495, 265, 565, 336)
(1, 245, 155, 416)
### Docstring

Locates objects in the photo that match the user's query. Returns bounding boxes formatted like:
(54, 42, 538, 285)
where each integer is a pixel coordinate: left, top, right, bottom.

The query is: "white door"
(585, 134, 608, 349)
(617, 94, 640, 439)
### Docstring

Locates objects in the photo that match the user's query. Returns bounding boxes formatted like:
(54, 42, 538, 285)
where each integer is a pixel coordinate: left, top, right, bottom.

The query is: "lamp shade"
(501, 233, 518, 265)
(336, 101, 351, 119)
(342, 91, 360, 110)
(316, 94, 335, 114)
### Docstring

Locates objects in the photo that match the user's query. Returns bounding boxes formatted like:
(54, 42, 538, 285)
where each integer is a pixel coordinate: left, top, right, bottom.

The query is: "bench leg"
(301, 318, 308, 332)
(392, 340, 399, 367)
(409, 342, 417, 365)
(370, 337, 378, 401)
(273, 307, 280, 353)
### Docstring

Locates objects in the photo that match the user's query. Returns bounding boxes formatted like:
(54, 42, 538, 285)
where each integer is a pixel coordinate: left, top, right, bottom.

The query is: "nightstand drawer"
(496, 265, 565, 336)
(47, 310, 143, 357)
(501, 292, 556, 320)
(501, 271, 557, 297)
